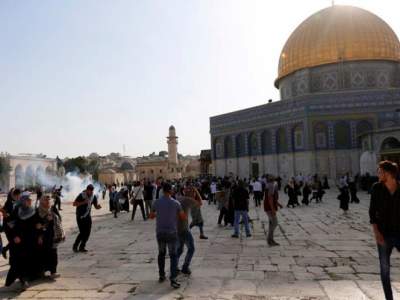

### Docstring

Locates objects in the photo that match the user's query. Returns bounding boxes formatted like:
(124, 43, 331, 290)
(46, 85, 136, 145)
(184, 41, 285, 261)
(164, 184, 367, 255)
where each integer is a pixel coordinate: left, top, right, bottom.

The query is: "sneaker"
(268, 240, 280, 247)
(170, 279, 181, 289)
(231, 234, 239, 238)
(246, 233, 252, 238)
(79, 248, 88, 253)
(72, 246, 78, 253)
(199, 235, 208, 240)
(159, 276, 166, 283)
(181, 268, 192, 275)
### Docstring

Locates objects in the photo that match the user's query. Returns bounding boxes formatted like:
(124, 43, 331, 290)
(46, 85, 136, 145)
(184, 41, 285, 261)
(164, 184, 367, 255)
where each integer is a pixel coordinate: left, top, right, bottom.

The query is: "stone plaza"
(0, 189, 398, 299)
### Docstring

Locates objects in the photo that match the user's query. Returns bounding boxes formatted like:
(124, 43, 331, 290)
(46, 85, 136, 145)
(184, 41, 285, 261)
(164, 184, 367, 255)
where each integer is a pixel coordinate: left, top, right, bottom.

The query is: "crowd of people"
(0, 165, 389, 293)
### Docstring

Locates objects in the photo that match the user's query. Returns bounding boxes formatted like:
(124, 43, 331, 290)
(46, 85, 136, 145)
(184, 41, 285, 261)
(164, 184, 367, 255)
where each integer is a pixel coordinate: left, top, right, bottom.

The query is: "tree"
(63, 156, 89, 174)
(0, 156, 11, 189)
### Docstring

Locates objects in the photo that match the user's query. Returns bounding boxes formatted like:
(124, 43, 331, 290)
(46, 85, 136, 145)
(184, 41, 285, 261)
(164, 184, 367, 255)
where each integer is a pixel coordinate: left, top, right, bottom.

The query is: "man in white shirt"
(253, 179, 263, 207)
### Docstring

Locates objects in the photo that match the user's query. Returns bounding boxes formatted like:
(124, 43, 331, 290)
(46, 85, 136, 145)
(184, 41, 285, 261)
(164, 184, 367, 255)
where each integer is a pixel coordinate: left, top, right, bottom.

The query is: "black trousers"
(218, 207, 228, 225)
(74, 217, 92, 250)
(54, 197, 61, 210)
(131, 200, 146, 221)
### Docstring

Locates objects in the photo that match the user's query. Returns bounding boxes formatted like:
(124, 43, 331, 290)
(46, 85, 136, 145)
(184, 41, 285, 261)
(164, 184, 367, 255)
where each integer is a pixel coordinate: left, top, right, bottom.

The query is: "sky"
(1, 0, 399, 158)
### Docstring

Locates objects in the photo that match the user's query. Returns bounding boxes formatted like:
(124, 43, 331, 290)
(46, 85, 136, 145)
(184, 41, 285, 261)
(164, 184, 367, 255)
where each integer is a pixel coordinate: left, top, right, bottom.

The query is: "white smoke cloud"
(28, 171, 103, 202)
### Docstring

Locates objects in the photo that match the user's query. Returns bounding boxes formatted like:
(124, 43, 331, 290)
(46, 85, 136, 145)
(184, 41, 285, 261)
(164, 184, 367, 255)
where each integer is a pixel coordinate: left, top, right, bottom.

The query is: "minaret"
(167, 125, 178, 165)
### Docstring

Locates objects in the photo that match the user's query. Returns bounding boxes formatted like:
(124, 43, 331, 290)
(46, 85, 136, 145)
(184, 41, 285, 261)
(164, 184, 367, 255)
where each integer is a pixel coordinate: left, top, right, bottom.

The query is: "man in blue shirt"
(150, 183, 185, 289)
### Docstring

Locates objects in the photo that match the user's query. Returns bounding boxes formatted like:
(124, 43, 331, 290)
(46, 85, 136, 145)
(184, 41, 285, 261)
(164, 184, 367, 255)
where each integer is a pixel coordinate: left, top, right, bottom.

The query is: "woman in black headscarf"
(5, 192, 36, 289)
(34, 194, 64, 279)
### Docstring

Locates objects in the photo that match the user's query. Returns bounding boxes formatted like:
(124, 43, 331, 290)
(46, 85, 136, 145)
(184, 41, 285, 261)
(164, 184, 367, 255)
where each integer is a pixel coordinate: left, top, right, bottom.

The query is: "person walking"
(284, 179, 297, 208)
(72, 184, 101, 253)
(337, 176, 350, 213)
(144, 181, 155, 219)
(150, 183, 185, 289)
(231, 180, 251, 238)
(369, 161, 400, 300)
(264, 176, 282, 246)
(131, 181, 146, 221)
(253, 179, 263, 208)
(209, 181, 217, 205)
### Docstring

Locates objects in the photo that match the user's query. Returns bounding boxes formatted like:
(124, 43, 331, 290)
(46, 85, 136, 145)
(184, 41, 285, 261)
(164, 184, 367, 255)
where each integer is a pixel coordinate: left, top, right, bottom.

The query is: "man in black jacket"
(369, 161, 400, 300)
(231, 180, 251, 238)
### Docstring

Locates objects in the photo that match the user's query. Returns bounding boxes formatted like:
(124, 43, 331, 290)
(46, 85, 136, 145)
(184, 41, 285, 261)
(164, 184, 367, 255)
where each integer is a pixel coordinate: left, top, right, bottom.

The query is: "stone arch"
(235, 134, 246, 157)
(36, 166, 45, 186)
(15, 165, 24, 189)
(334, 121, 351, 149)
(314, 122, 328, 149)
(276, 127, 288, 153)
(120, 161, 134, 171)
(224, 136, 234, 158)
(248, 132, 259, 156)
(356, 120, 373, 147)
(292, 124, 304, 150)
(25, 165, 35, 188)
(261, 130, 272, 154)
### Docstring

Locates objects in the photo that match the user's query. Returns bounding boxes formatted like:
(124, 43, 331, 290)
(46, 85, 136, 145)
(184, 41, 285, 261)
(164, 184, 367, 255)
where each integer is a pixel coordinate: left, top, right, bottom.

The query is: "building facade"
(210, 5, 400, 180)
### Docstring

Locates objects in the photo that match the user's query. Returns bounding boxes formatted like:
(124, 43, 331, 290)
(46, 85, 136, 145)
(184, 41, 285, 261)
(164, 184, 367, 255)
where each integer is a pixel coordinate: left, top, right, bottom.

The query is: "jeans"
(157, 232, 178, 281)
(144, 199, 153, 218)
(74, 217, 92, 250)
(377, 236, 400, 300)
(234, 210, 251, 235)
(266, 211, 278, 242)
(177, 230, 195, 271)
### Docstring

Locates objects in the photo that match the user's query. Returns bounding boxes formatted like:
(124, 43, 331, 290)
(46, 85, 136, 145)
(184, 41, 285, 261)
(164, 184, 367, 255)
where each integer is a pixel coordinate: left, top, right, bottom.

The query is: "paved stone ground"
(0, 190, 399, 299)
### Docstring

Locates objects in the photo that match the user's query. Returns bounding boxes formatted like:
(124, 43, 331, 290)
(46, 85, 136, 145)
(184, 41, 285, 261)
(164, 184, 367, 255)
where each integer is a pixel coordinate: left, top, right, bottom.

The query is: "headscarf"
(38, 194, 52, 219)
(18, 192, 35, 220)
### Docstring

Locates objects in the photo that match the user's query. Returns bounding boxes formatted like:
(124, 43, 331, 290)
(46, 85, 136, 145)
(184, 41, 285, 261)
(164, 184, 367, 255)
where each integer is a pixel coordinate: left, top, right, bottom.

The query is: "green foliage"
(64, 156, 89, 173)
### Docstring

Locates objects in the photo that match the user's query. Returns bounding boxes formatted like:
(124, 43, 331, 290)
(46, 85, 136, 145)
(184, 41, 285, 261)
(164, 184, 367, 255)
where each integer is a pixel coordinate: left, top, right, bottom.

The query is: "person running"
(72, 184, 101, 253)
(231, 180, 251, 238)
(370, 161, 400, 300)
(188, 185, 208, 240)
(175, 187, 199, 276)
(150, 183, 185, 289)
(264, 176, 282, 246)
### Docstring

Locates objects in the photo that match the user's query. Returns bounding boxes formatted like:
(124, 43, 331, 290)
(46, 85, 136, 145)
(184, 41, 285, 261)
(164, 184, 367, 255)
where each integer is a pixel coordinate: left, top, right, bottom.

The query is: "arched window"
(224, 136, 234, 158)
(15, 165, 24, 188)
(314, 122, 328, 149)
(276, 128, 288, 153)
(261, 130, 272, 154)
(214, 137, 224, 159)
(356, 121, 373, 147)
(248, 132, 259, 156)
(292, 124, 304, 150)
(236, 134, 246, 157)
(381, 137, 400, 151)
(334, 122, 351, 149)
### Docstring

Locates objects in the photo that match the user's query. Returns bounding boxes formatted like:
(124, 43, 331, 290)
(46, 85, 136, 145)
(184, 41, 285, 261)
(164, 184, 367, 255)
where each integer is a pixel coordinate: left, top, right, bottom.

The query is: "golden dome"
(276, 5, 400, 86)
